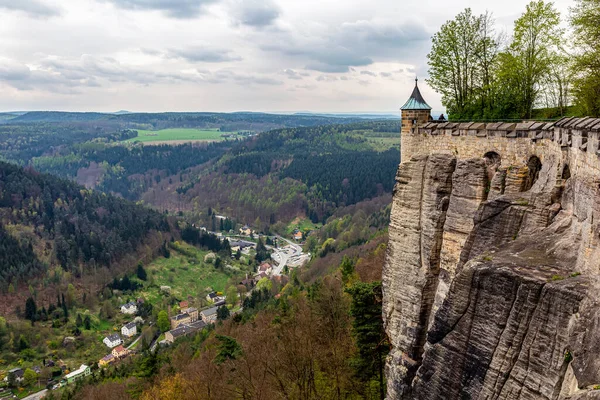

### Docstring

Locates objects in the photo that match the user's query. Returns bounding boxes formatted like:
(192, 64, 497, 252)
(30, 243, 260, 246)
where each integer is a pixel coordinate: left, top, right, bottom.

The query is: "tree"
(346, 282, 390, 400)
(226, 286, 238, 307)
(76, 314, 83, 327)
(216, 305, 230, 321)
(214, 335, 241, 364)
(25, 297, 37, 324)
(256, 277, 272, 292)
(23, 368, 37, 387)
(570, 0, 600, 116)
(136, 263, 147, 281)
(84, 314, 92, 330)
(498, 1, 564, 118)
(157, 310, 170, 332)
(427, 9, 501, 119)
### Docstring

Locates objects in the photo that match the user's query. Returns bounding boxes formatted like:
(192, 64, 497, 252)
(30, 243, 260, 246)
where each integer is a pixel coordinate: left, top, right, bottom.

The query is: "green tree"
(226, 286, 238, 307)
(83, 314, 92, 330)
(570, 0, 600, 116)
(157, 310, 170, 333)
(498, 0, 564, 118)
(346, 282, 390, 400)
(216, 305, 230, 321)
(256, 277, 272, 292)
(76, 314, 83, 327)
(427, 9, 501, 119)
(339, 255, 357, 285)
(136, 263, 147, 281)
(23, 368, 37, 387)
(25, 297, 37, 324)
(214, 335, 242, 364)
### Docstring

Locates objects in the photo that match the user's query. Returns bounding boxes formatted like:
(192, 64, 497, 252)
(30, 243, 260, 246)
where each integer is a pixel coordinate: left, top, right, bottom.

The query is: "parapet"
(417, 117, 600, 154)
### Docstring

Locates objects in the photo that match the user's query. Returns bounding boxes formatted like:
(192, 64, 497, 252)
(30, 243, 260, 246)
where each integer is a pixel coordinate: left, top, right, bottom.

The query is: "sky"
(0, 0, 573, 113)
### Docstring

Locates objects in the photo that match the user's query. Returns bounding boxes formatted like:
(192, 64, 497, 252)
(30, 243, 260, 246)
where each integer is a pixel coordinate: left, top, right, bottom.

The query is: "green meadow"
(126, 128, 225, 143)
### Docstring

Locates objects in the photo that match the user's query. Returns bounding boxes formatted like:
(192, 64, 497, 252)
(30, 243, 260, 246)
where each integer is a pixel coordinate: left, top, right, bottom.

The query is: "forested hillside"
(0, 161, 172, 294)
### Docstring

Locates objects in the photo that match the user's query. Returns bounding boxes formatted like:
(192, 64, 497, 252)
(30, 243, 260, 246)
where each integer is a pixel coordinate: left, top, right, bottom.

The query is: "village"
(0, 219, 312, 398)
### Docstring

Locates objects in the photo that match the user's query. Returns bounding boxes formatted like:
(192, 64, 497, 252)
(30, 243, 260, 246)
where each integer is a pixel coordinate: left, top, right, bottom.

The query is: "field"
(126, 128, 225, 143)
(138, 242, 239, 304)
(286, 217, 322, 236)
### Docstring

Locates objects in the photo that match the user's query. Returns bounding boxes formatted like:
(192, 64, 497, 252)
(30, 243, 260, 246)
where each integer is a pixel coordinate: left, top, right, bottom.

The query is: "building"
(206, 292, 225, 303)
(121, 321, 137, 338)
(170, 312, 191, 329)
(111, 345, 129, 358)
(179, 300, 189, 309)
(6, 368, 24, 384)
(239, 225, 252, 235)
(65, 364, 91, 384)
(182, 307, 199, 322)
(293, 230, 303, 241)
(400, 78, 432, 136)
(120, 301, 137, 315)
(103, 333, 123, 348)
(98, 354, 115, 368)
(164, 320, 206, 344)
(200, 306, 220, 323)
(258, 262, 272, 274)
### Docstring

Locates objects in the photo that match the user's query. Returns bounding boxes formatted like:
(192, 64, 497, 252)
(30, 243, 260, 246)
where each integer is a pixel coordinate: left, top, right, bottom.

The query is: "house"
(111, 345, 129, 358)
(121, 322, 137, 338)
(6, 368, 24, 384)
(239, 225, 252, 236)
(258, 262, 272, 274)
(120, 301, 137, 315)
(165, 320, 206, 344)
(206, 292, 225, 303)
(103, 333, 123, 348)
(179, 300, 189, 309)
(200, 306, 220, 323)
(293, 230, 303, 241)
(65, 364, 91, 384)
(182, 307, 199, 322)
(98, 354, 115, 368)
(239, 277, 255, 289)
(170, 312, 191, 329)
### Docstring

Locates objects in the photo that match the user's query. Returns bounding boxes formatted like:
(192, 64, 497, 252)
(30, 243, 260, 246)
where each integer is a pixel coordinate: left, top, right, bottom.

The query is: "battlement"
(417, 117, 600, 150)
(401, 117, 600, 169)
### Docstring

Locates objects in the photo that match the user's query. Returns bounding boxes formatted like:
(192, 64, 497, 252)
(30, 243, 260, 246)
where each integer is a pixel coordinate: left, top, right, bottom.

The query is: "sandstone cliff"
(383, 119, 600, 399)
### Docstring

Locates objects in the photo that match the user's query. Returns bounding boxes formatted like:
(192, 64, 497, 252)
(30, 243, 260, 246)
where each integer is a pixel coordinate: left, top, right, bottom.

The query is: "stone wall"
(384, 116, 600, 399)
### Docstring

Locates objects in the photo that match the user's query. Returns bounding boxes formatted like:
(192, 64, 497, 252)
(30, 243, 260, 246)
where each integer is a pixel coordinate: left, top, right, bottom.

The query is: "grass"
(286, 218, 322, 236)
(365, 136, 399, 152)
(125, 128, 226, 143)
(139, 242, 232, 303)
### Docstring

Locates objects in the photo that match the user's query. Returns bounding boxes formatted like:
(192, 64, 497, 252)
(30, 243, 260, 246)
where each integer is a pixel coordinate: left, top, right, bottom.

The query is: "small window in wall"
(522, 156, 542, 191)
(561, 164, 571, 180)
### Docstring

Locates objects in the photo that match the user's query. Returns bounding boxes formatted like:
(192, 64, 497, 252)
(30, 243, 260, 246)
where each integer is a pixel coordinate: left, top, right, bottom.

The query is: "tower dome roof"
(400, 78, 432, 111)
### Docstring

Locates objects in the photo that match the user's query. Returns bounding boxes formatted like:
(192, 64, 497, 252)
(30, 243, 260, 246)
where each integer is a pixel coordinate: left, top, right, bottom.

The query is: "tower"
(400, 78, 432, 161)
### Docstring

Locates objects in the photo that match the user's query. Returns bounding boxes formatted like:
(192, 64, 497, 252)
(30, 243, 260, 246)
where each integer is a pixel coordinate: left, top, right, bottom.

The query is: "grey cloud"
(260, 20, 429, 73)
(295, 84, 316, 90)
(103, 0, 217, 18)
(200, 69, 283, 86)
(233, 0, 280, 27)
(0, 0, 61, 17)
(380, 72, 393, 78)
(316, 75, 338, 82)
(360, 70, 376, 77)
(283, 69, 303, 80)
(168, 47, 242, 63)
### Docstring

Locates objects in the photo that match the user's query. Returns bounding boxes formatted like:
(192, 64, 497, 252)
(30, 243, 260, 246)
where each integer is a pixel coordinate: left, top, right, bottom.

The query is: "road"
(271, 236, 310, 275)
(127, 334, 142, 350)
(22, 389, 48, 400)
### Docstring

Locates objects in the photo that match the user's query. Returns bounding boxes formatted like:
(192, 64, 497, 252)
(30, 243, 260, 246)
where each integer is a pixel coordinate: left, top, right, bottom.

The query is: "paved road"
(22, 389, 48, 400)
(271, 236, 309, 275)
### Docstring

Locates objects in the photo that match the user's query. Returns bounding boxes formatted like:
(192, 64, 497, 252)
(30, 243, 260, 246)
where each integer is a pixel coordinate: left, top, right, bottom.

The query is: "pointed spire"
(401, 77, 432, 110)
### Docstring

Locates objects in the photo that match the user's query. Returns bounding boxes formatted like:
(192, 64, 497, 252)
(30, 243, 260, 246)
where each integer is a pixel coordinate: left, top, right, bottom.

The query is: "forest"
(0, 161, 171, 292)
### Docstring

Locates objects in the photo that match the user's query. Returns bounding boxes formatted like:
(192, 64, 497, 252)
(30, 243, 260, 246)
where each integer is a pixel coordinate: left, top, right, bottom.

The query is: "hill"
(0, 161, 172, 301)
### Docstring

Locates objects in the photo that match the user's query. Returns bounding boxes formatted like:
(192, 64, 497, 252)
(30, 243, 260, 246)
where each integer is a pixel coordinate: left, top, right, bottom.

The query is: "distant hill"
(0, 161, 172, 293)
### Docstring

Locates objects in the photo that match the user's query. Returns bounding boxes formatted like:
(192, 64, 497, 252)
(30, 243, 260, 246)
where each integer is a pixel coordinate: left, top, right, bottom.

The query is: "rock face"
(383, 129, 600, 399)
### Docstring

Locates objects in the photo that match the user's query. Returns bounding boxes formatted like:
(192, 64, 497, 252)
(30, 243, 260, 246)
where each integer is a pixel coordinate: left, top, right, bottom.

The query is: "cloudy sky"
(0, 0, 572, 113)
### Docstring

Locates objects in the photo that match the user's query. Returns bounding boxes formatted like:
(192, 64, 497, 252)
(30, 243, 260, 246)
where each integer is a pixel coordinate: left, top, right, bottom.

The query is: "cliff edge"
(383, 118, 600, 399)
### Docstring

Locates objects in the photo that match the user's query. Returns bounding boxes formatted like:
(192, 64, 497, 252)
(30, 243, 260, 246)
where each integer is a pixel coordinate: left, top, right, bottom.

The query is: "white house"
(103, 333, 123, 348)
(121, 321, 137, 338)
(120, 302, 137, 315)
